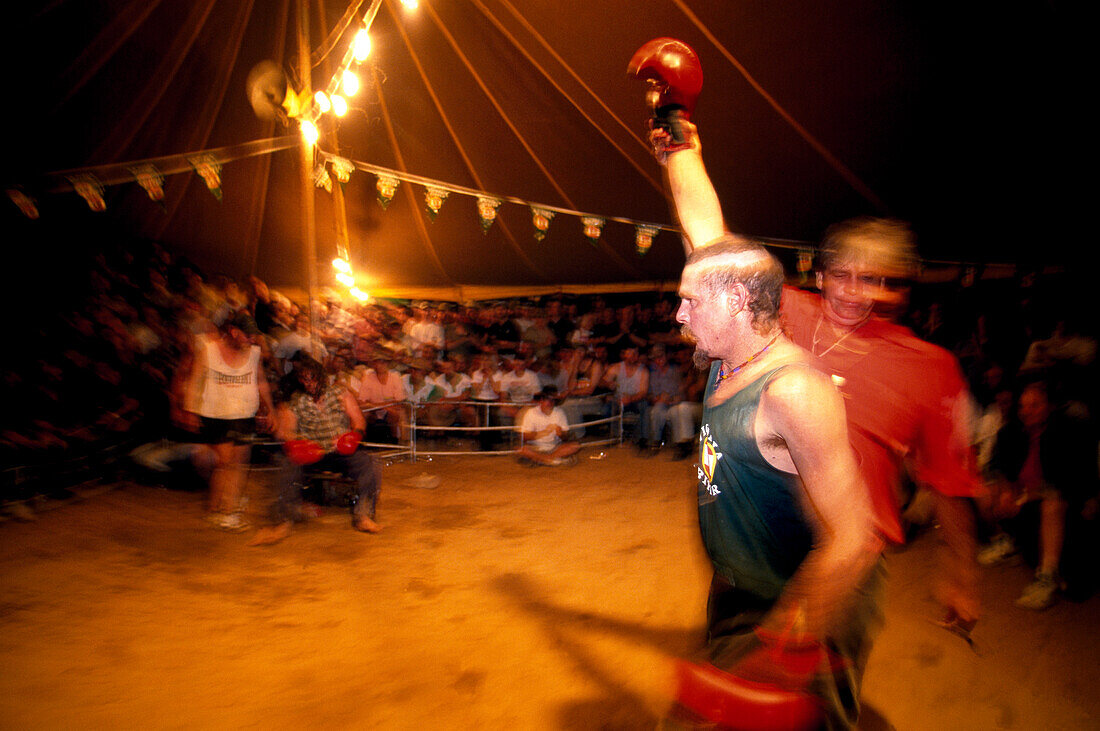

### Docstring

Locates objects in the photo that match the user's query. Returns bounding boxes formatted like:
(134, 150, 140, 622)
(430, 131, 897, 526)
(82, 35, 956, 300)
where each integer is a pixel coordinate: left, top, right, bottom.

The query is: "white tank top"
(616, 364, 646, 397)
(197, 338, 262, 419)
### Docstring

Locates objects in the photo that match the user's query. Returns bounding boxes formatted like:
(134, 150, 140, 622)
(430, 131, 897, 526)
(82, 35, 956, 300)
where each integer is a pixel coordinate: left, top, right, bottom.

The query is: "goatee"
(681, 325, 711, 371)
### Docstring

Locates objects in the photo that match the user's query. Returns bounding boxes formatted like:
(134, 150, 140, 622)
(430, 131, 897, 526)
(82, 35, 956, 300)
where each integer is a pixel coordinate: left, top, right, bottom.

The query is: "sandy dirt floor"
(1, 445, 1098, 730)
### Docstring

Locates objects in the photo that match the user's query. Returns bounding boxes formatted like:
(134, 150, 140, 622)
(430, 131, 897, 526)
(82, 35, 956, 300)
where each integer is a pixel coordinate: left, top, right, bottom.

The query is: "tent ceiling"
(6, 1, 1082, 298)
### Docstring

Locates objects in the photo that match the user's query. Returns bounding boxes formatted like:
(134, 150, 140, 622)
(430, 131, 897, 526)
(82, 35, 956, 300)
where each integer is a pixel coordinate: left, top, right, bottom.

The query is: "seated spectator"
(356, 357, 407, 443)
(443, 306, 478, 359)
(469, 352, 502, 405)
(560, 344, 610, 437)
(515, 387, 581, 466)
(537, 346, 578, 394)
(426, 358, 476, 431)
(496, 354, 542, 426)
(601, 345, 649, 448)
(521, 309, 555, 361)
(643, 344, 687, 455)
(249, 358, 381, 545)
(274, 313, 328, 374)
(545, 298, 575, 347)
(486, 303, 521, 356)
(978, 380, 1099, 608)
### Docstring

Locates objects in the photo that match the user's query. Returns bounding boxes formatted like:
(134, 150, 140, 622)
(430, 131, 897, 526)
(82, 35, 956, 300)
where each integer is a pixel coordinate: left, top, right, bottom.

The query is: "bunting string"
(5, 135, 1021, 274)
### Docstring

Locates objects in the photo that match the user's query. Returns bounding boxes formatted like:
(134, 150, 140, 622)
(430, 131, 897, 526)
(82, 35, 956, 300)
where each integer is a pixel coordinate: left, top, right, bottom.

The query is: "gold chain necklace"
(715, 334, 781, 386)
(811, 315, 866, 358)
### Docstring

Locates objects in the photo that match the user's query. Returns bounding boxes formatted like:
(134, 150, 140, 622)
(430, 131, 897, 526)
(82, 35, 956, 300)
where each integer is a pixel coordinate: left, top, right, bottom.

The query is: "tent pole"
(296, 0, 319, 357)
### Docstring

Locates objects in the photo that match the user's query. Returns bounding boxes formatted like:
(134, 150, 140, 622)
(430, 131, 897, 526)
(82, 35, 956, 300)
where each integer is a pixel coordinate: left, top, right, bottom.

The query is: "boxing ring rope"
(356, 394, 626, 462)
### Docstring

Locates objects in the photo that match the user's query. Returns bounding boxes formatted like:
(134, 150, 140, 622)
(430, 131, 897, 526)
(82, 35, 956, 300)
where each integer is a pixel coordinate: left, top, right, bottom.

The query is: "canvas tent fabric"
(5, 1, 1082, 300)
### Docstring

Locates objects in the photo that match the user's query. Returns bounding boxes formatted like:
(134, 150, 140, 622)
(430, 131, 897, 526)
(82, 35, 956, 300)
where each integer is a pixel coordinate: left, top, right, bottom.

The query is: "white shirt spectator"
(499, 368, 541, 403)
(519, 403, 570, 451)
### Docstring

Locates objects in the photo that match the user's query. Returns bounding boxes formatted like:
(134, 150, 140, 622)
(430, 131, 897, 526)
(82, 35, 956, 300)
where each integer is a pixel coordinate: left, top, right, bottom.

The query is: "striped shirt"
(288, 385, 349, 453)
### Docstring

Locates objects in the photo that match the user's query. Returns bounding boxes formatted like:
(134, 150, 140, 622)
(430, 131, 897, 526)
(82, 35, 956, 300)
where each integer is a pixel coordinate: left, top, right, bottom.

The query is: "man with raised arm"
(656, 121, 980, 635)
(666, 236, 881, 728)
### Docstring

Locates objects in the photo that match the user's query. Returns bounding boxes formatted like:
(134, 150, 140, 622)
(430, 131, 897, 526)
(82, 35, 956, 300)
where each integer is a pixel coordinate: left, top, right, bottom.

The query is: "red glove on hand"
(672, 659, 822, 731)
(335, 431, 361, 456)
(628, 37, 703, 146)
(732, 629, 847, 690)
(284, 439, 324, 465)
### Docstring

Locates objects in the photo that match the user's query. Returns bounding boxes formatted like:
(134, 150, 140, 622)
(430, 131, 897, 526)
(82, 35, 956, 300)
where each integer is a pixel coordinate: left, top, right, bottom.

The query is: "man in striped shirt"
(250, 358, 382, 546)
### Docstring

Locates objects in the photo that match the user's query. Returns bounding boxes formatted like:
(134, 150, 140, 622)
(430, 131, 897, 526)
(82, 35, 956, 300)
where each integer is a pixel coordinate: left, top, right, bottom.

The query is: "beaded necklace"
(714, 334, 780, 386)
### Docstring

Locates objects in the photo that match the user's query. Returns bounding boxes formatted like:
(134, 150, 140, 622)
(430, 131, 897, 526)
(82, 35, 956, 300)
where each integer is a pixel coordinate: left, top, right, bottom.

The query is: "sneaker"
(977, 534, 1017, 566)
(1015, 572, 1060, 610)
(212, 512, 249, 532)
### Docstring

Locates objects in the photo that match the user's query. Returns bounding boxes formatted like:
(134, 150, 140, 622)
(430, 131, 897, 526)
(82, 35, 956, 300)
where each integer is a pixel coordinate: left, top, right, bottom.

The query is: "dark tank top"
(696, 362, 814, 600)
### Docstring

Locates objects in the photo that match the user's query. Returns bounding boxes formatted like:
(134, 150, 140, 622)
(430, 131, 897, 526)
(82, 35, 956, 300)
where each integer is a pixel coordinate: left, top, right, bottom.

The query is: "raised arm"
(660, 125, 730, 254)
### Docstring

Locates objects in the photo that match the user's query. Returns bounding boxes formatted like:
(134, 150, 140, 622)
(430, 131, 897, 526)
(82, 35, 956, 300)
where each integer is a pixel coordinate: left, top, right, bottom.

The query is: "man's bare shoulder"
(758, 356, 845, 431)
(763, 361, 837, 403)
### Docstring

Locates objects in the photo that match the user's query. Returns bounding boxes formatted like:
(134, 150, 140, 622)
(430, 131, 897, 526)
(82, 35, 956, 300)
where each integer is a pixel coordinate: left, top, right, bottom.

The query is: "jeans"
(271, 450, 381, 523)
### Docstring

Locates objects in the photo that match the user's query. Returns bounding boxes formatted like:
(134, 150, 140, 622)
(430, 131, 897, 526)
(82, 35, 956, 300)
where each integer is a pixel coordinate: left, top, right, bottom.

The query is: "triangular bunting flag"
(130, 164, 166, 204)
(188, 154, 223, 201)
(68, 174, 106, 212)
(797, 247, 813, 284)
(330, 156, 355, 184)
(7, 188, 39, 220)
(476, 196, 502, 234)
(313, 163, 333, 193)
(530, 206, 555, 242)
(376, 174, 399, 209)
(634, 224, 660, 255)
(424, 186, 449, 221)
(581, 216, 605, 244)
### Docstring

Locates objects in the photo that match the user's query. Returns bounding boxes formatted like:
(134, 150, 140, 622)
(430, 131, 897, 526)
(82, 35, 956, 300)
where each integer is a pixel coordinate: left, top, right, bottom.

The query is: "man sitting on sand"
(515, 387, 581, 467)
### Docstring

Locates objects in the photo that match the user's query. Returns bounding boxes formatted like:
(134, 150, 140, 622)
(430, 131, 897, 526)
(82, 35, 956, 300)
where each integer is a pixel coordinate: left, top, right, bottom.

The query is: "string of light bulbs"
(300, 0, 419, 146)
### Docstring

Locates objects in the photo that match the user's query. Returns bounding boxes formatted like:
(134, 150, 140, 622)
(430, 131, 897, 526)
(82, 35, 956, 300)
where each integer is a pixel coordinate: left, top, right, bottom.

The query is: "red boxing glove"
(628, 38, 703, 145)
(731, 628, 848, 692)
(335, 431, 361, 455)
(672, 659, 822, 731)
(284, 439, 324, 465)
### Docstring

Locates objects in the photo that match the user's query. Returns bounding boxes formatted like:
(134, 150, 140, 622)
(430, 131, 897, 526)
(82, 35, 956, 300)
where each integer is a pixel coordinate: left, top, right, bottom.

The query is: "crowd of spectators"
(2, 239, 1097, 606)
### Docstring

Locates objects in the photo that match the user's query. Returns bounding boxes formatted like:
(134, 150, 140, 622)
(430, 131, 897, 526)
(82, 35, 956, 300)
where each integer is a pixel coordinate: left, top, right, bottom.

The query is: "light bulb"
(400, 0, 418, 9)
(300, 119, 319, 145)
(331, 94, 348, 116)
(350, 287, 370, 301)
(314, 91, 331, 113)
(335, 272, 355, 287)
(352, 30, 371, 61)
(332, 257, 351, 274)
(342, 69, 359, 97)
